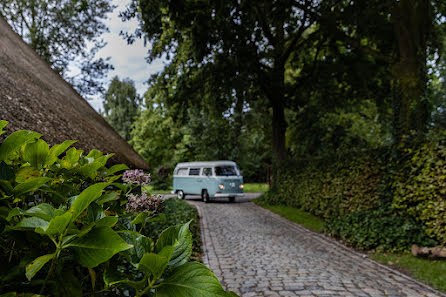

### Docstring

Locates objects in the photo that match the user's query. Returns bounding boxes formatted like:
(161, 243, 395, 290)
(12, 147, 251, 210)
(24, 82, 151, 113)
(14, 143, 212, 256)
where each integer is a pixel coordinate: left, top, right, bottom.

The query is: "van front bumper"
(213, 193, 244, 198)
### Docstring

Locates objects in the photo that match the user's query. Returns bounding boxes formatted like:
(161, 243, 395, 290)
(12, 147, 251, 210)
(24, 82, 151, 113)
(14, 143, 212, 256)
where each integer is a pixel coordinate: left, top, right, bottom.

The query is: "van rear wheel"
(177, 190, 185, 199)
(202, 190, 210, 203)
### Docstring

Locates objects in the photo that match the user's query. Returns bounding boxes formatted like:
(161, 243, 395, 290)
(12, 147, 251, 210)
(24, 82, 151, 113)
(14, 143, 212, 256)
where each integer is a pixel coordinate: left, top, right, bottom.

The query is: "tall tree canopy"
(124, 0, 445, 182)
(103, 76, 141, 141)
(0, 0, 114, 97)
(122, 0, 327, 179)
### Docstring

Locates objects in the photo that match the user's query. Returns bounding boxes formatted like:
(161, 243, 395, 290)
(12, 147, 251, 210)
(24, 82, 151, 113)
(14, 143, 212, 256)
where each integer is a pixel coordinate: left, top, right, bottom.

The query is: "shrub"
(263, 155, 382, 219)
(392, 131, 446, 245)
(0, 120, 236, 296)
(325, 204, 438, 251)
(143, 198, 202, 260)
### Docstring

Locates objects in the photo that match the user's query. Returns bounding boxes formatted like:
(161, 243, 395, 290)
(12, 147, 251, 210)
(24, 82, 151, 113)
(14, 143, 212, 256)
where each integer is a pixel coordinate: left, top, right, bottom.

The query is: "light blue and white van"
(172, 161, 244, 203)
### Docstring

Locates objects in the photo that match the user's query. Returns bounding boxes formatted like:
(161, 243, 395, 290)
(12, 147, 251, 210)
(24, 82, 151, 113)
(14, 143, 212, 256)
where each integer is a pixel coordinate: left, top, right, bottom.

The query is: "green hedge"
(392, 131, 446, 245)
(266, 131, 446, 250)
(264, 156, 382, 219)
(325, 205, 437, 251)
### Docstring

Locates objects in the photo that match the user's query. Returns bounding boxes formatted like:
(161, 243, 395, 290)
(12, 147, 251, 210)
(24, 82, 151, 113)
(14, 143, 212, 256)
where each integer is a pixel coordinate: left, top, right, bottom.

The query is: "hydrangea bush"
(0, 120, 237, 296)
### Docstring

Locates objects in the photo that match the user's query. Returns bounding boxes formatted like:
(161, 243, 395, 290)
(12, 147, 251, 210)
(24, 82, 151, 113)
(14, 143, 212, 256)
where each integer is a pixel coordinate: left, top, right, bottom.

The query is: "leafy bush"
(392, 131, 446, 245)
(264, 156, 382, 219)
(143, 198, 202, 260)
(0, 120, 236, 296)
(325, 205, 437, 251)
(263, 143, 445, 251)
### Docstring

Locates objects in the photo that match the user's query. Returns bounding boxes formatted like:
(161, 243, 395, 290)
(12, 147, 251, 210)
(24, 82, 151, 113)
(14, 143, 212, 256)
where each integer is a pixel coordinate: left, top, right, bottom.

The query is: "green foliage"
(103, 76, 141, 141)
(0, 0, 114, 96)
(263, 155, 382, 219)
(0, 122, 236, 296)
(392, 131, 446, 245)
(325, 205, 437, 252)
(143, 198, 202, 260)
(150, 166, 171, 190)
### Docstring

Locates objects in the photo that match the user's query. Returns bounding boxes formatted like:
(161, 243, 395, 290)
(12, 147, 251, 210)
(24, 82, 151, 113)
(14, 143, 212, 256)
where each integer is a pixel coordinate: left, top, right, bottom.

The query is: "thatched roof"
(0, 17, 149, 170)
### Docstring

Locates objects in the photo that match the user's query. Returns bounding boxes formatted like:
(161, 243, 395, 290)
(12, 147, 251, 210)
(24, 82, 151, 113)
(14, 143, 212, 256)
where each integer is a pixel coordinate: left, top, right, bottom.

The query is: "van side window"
(215, 166, 237, 176)
(189, 168, 200, 176)
(202, 168, 212, 176)
(176, 168, 188, 176)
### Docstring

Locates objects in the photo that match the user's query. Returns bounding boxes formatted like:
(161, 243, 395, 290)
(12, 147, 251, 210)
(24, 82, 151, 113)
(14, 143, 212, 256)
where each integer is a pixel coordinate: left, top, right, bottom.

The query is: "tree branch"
(254, 5, 275, 46)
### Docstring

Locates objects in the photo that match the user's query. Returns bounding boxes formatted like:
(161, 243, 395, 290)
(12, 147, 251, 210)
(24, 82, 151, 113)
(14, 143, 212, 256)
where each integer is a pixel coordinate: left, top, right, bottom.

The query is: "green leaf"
(25, 203, 55, 221)
(155, 221, 193, 268)
(13, 177, 51, 196)
(46, 140, 77, 166)
(156, 262, 233, 297)
(131, 211, 150, 225)
(110, 182, 128, 191)
(0, 120, 8, 136)
(7, 203, 55, 221)
(103, 265, 147, 290)
(138, 246, 174, 279)
(61, 147, 82, 169)
(25, 253, 55, 281)
(96, 216, 118, 227)
(22, 139, 49, 169)
(79, 154, 114, 179)
(87, 203, 105, 223)
(13, 217, 49, 230)
(96, 191, 120, 205)
(0, 130, 41, 162)
(119, 231, 153, 262)
(15, 167, 40, 183)
(69, 183, 109, 222)
(0, 180, 13, 195)
(35, 212, 71, 236)
(86, 149, 103, 159)
(69, 226, 132, 268)
(106, 164, 129, 176)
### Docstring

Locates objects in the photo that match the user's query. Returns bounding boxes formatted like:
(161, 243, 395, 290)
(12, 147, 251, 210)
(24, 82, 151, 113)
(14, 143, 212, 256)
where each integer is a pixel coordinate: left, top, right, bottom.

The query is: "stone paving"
(187, 196, 446, 297)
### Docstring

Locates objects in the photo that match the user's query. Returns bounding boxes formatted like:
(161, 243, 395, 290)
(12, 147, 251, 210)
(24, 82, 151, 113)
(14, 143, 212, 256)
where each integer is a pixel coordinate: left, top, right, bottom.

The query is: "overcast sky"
(86, 0, 166, 112)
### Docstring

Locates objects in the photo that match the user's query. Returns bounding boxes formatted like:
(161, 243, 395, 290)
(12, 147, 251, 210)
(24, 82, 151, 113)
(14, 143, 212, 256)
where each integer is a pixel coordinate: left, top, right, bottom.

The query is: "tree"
(122, 0, 327, 183)
(317, 0, 445, 148)
(0, 0, 114, 97)
(103, 76, 141, 141)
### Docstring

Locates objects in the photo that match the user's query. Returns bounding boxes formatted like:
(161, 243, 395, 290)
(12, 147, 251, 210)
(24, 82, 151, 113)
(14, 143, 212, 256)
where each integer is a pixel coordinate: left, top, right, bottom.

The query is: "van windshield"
(215, 166, 238, 176)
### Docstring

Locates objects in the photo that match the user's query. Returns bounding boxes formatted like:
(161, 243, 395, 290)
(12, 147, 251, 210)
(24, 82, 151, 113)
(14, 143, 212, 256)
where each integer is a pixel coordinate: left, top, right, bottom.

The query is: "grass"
(370, 252, 446, 292)
(142, 185, 172, 194)
(244, 183, 269, 193)
(253, 198, 324, 232)
(254, 198, 446, 293)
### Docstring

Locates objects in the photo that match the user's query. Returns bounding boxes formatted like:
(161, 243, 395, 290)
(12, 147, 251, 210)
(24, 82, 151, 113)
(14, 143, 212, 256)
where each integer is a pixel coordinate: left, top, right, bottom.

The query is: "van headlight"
(219, 184, 224, 190)
(239, 184, 244, 189)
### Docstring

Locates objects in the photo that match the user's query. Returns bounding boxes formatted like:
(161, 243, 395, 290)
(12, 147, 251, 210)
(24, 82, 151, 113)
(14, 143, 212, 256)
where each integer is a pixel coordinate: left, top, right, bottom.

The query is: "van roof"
(175, 161, 237, 168)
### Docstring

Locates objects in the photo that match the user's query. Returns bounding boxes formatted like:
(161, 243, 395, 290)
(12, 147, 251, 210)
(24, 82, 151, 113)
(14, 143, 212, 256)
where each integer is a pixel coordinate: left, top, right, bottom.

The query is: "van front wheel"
(202, 190, 210, 203)
(177, 190, 185, 199)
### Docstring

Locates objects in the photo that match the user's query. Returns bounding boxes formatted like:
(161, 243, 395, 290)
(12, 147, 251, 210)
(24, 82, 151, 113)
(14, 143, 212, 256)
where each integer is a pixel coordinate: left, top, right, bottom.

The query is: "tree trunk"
(268, 65, 287, 187)
(271, 98, 287, 163)
(391, 0, 431, 149)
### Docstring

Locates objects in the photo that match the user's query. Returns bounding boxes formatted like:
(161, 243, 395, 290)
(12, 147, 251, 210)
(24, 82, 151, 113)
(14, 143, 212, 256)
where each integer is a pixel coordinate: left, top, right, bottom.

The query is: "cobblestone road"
(187, 196, 446, 297)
